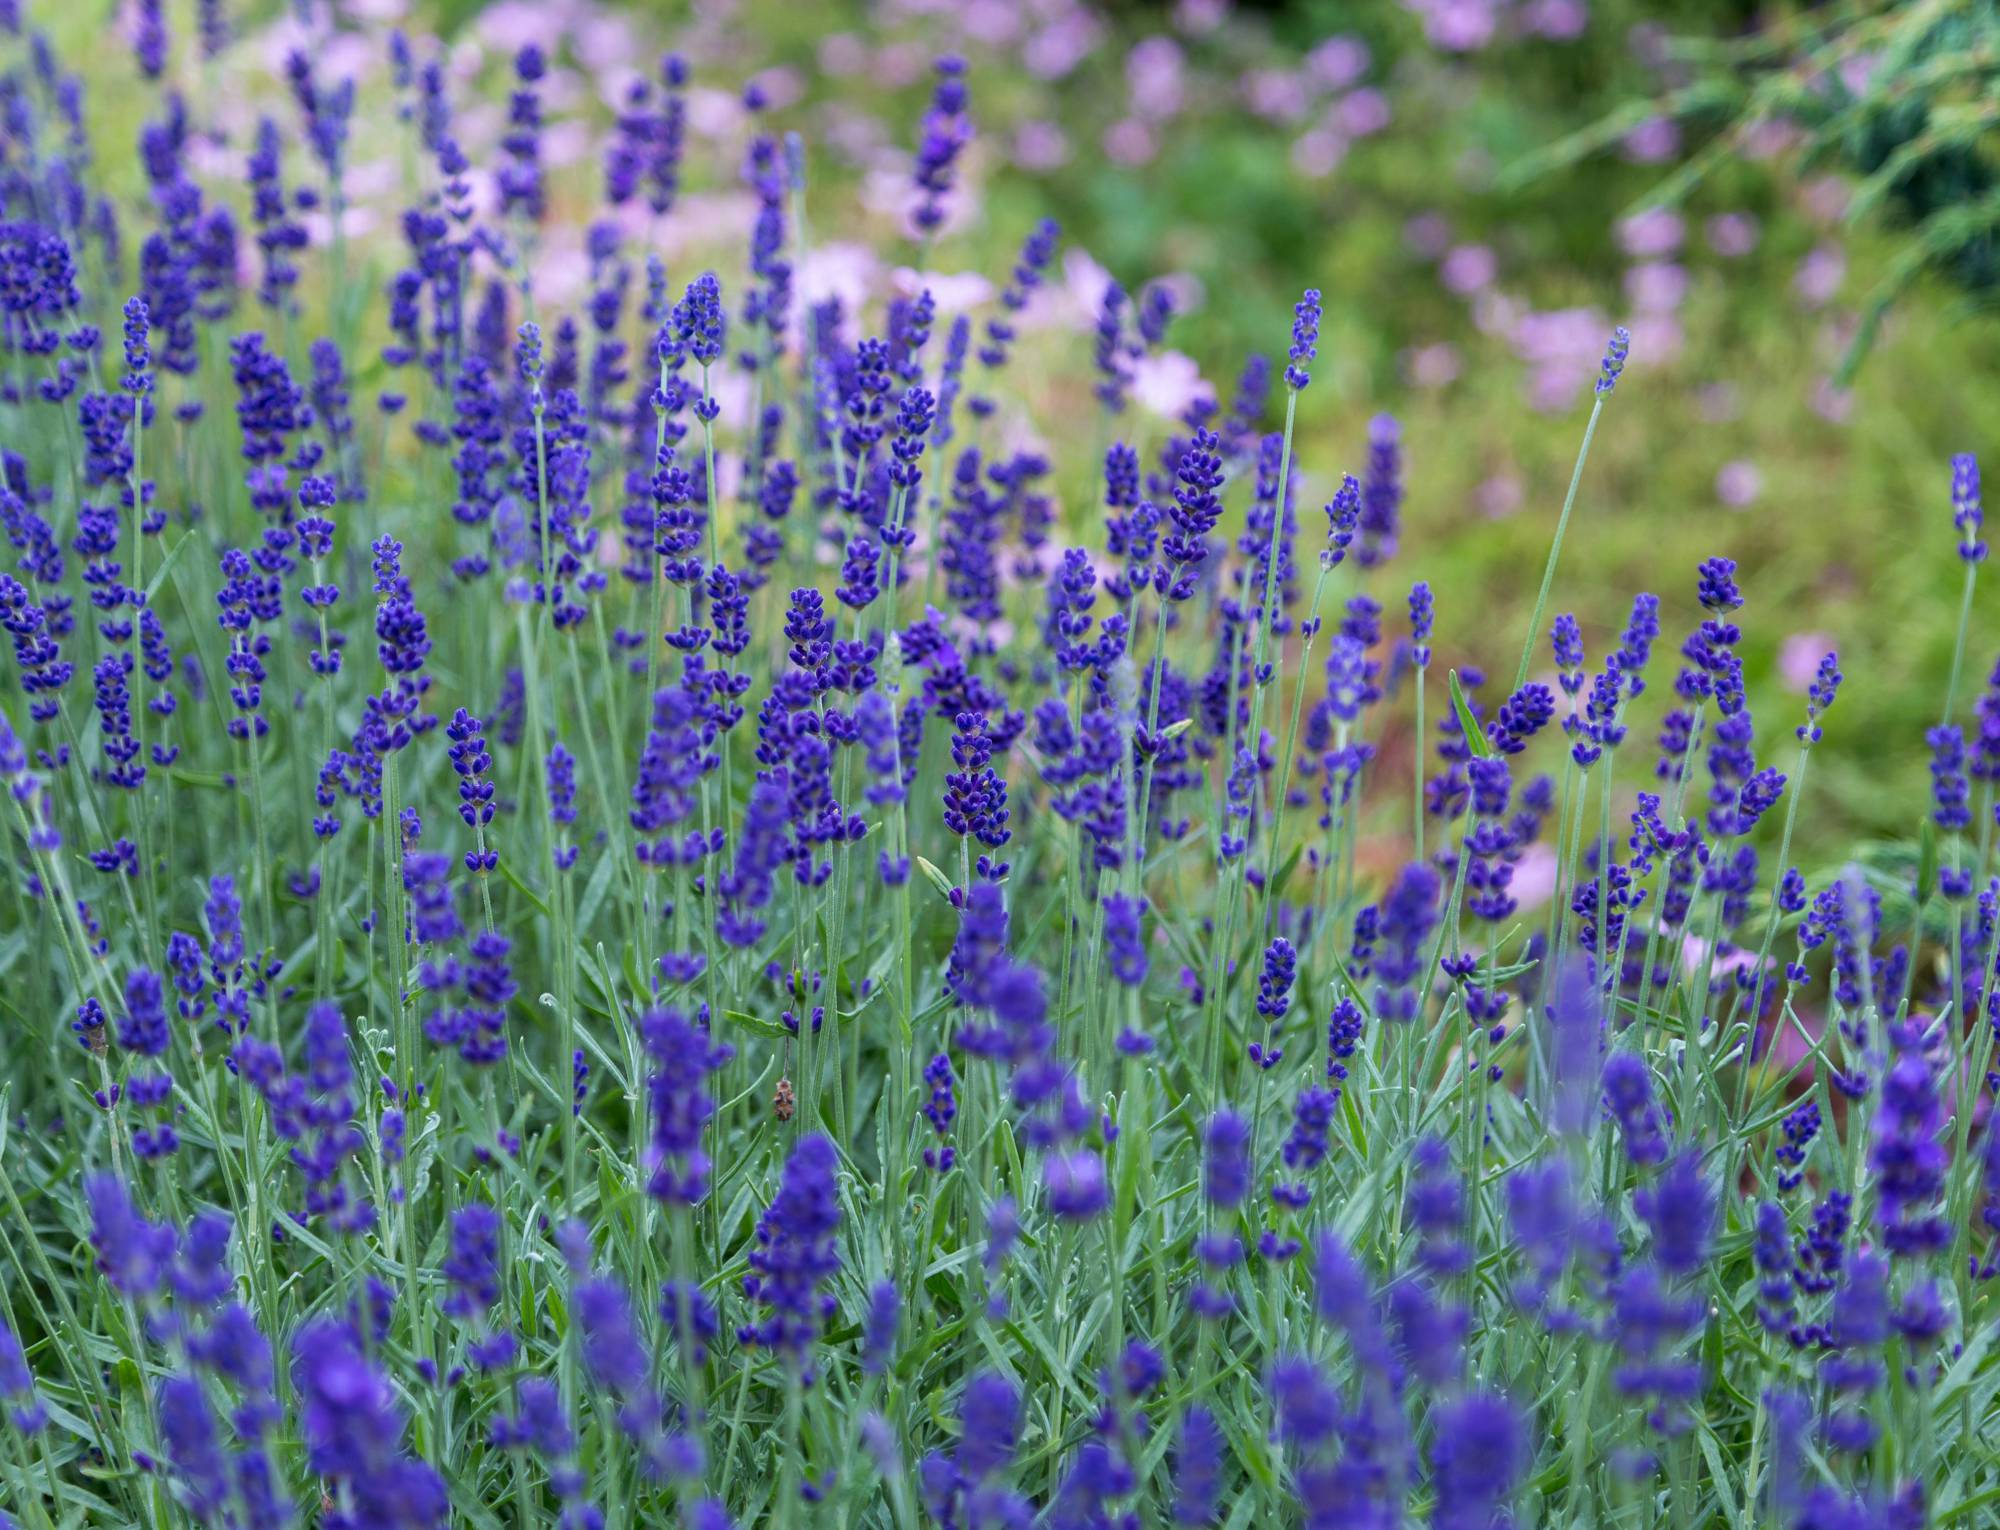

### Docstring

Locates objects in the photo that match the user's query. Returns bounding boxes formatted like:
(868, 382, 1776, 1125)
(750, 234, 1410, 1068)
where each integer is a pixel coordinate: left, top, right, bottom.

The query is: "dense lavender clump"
(0, 16, 1989, 1530)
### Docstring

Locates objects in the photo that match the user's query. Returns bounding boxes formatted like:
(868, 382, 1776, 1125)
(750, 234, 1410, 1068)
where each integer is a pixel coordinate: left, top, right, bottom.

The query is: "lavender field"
(1, 1, 1998, 1526)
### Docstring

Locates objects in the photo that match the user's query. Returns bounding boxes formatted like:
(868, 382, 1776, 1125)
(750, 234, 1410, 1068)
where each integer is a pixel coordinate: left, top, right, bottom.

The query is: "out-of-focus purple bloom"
(131, 1, 167, 79)
(1372, 863, 1440, 1021)
(1173, 1403, 1224, 1525)
(641, 1008, 731, 1205)
(1045, 1149, 1109, 1221)
(0, 1316, 45, 1433)
(86, 1173, 172, 1297)
(1102, 892, 1147, 986)
(911, 56, 972, 235)
(497, 45, 546, 224)
(1357, 414, 1400, 567)
(1635, 1151, 1714, 1276)
(1203, 1110, 1251, 1208)
(1872, 1029, 1949, 1258)
(1603, 1052, 1667, 1164)
(1093, 282, 1131, 414)
(739, 1133, 842, 1376)
(293, 1317, 447, 1524)
(861, 1280, 899, 1375)
(1430, 1392, 1525, 1530)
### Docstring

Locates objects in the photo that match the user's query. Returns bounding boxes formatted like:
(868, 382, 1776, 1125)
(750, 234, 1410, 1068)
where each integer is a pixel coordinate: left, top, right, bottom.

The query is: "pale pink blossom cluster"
(1399, 0, 1587, 54)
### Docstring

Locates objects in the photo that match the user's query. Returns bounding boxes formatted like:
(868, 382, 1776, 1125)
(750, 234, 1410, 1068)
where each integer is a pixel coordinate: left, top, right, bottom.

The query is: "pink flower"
(890, 267, 994, 314)
(1126, 37, 1185, 121)
(962, 0, 1025, 45)
(1440, 244, 1497, 295)
(1131, 351, 1212, 421)
(1810, 377, 1854, 425)
(1800, 176, 1851, 225)
(543, 120, 592, 171)
(1705, 213, 1760, 258)
(1509, 843, 1560, 911)
(818, 34, 868, 77)
(476, 0, 565, 54)
(1405, 213, 1453, 259)
(1307, 37, 1371, 91)
(456, 101, 506, 156)
(1055, 249, 1119, 335)
(1241, 68, 1310, 123)
(1024, 14, 1104, 80)
(863, 163, 973, 241)
(528, 236, 592, 309)
(572, 15, 638, 73)
(1616, 208, 1685, 259)
(1715, 460, 1762, 509)
(537, 69, 589, 116)
(1510, 306, 1609, 410)
(1476, 473, 1525, 520)
(1679, 932, 1771, 983)
(1103, 119, 1158, 167)
(1621, 116, 1680, 163)
(592, 526, 625, 570)
(1623, 260, 1688, 314)
(746, 68, 805, 113)
(1290, 130, 1346, 179)
(1156, 273, 1206, 315)
(1402, 343, 1461, 388)
(341, 158, 403, 205)
(321, 32, 379, 83)
(797, 243, 883, 340)
(1417, 0, 1501, 52)
(1780, 632, 1837, 692)
(874, 42, 931, 90)
(301, 206, 378, 247)
(1794, 244, 1846, 308)
(187, 137, 241, 181)
(1625, 313, 1683, 366)
(1471, 290, 1523, 337)
(1524, 0, 1587, 39)
(255, 13, 317, 75)
(1335, 88, 1390, 138)
(1012, 121, 1071, 172)
(1741, 119, 1801, 161)
(1696, 383, 1740, 424)
(1764, 1006, 1826, 1076)
(1175, 0, 1230, 34)
(695, 86, 756, 141)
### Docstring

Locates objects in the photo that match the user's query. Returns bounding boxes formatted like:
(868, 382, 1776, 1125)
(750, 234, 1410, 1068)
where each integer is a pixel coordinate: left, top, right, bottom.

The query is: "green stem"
(1942, 561, 1979, 724)
(1514, 395, 1605, 692)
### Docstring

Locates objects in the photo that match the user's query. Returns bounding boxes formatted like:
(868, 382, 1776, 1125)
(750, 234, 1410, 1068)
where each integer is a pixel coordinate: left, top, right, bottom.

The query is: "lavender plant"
(0, 12, 1995, 1530)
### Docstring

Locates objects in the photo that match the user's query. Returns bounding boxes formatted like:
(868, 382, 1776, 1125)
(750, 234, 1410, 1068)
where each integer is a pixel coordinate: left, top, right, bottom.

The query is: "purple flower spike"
(739, 1133, 842, 1377)
(1953, 453, 1986, 563)
(1595, 326, 1631, 395)
(1286, 288, 1322, 391)
(911, 56, 972, 235)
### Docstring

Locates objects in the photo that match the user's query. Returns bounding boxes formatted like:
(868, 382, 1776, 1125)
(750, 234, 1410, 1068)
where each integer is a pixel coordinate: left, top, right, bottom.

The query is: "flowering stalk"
(1513, 327, 1628, 692)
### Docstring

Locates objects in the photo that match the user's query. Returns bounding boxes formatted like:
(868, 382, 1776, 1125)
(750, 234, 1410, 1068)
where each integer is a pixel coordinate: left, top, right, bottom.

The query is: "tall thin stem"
(1514, 395, 1605, 693)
